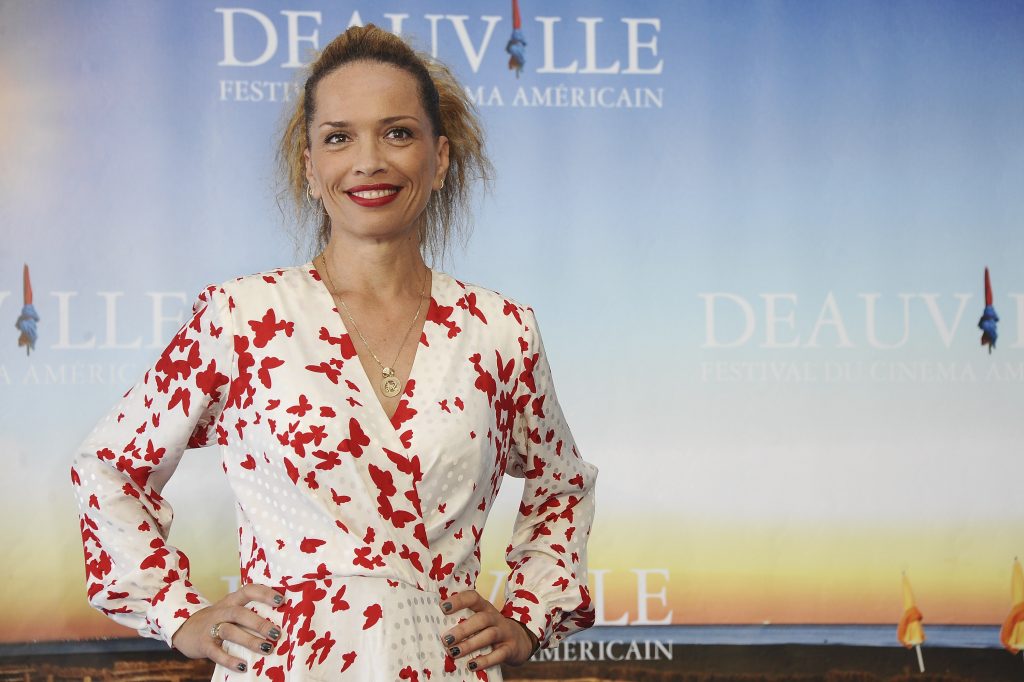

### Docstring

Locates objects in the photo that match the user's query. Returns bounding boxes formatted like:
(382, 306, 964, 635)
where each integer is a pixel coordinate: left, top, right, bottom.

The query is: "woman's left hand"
(439, 590, 539, 672)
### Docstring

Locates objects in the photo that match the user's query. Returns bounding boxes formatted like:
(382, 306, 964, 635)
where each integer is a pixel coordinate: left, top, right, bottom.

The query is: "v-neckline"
(307, 260, 435, 430)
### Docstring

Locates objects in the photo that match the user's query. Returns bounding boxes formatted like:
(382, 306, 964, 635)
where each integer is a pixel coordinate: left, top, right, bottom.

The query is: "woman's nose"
(353, 139, 386, 176)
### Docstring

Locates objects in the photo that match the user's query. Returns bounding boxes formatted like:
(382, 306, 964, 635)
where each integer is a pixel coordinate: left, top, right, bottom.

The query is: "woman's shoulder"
(216, 262, 315, 292)
(435, 270, 536, 327)
(195, 262, 318, 317)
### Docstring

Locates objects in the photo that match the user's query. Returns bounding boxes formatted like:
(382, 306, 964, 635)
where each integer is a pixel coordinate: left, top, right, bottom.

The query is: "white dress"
(71, 263, 598, 681)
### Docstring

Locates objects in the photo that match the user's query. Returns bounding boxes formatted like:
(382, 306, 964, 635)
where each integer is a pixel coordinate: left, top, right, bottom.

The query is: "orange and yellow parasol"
(897, 572, 925, 672)
(1000, 558, 1024, 655)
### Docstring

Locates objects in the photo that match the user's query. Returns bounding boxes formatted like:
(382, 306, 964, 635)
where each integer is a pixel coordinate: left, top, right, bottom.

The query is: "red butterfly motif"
(457, 292, 488, 324)
(496, 350, 514, 383)
(331, 584, 350, 612)
(143, 439, 165, 465)
(299, 537, 326, 553)
(286, 394, 312, 417)
(305, 361, 341, 384)
(313, 450, 342, 471)
(362, 603, 383, 630)
(248, 308, 294, 348)
(502, 299, 523, 323)
(338, 418, 369, 457)
(257, 356, 284, 388)
(196, 359, 229, 398)
(167, 386, 191, 417)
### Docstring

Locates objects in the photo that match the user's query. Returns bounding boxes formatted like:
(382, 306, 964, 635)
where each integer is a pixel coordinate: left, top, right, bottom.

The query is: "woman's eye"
(386, 128, 413, 141)
(325, 132, 349, 144)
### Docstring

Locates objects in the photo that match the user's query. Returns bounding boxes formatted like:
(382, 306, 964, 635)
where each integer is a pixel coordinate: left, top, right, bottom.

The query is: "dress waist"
(219, 575, 496, 681)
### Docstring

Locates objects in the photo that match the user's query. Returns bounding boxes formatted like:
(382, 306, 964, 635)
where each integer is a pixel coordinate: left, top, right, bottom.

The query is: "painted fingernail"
(468, 661, 478, 671)
(268, 627, 281, 641)
(441, 601, 453, 612)
(236, 663, 247, 672)
(273, 594, 284, 605)
(260, 642, 272, 653)
(449, 646, 461, 657)
(443, 634, 455, 646)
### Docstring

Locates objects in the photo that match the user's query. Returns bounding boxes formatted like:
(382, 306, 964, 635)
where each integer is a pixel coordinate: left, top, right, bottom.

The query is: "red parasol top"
(23, 263, 33, 306)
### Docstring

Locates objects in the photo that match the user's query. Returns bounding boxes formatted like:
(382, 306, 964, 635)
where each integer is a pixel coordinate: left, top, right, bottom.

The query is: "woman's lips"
(346, 184, 401, 207)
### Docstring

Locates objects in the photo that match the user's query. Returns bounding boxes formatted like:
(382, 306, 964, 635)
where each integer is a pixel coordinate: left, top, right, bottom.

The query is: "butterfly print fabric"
(71, 263, 598, 681)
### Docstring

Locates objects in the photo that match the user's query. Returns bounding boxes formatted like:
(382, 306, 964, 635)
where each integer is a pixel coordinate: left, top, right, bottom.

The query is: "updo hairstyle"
(279, 24, 492, 262)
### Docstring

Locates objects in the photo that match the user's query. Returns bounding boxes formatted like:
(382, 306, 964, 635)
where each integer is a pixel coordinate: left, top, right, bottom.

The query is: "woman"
(72, 25, 597, 681)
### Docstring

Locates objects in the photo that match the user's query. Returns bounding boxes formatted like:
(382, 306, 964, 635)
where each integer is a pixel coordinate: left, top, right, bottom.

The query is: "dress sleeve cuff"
(500, 589, 555, 650)
(145, 579, 211, 647)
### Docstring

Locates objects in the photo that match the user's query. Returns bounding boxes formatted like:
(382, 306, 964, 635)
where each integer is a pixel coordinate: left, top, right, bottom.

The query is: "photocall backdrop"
(1, 0, 1022, 654)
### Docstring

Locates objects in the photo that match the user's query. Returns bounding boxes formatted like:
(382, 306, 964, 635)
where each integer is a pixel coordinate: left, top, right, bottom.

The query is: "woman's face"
(304, 60, 449, 245)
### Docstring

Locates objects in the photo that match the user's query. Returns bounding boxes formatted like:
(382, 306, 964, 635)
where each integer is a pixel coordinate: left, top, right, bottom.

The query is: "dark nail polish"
(443, 634, 455, 646)
(441, 601, 452, 612)
(268, 627, 281, 641)
(260, 642, 272, 653)
(236, 663, 247, 672)
(273, 594, 284, 605)
(468, 661, 478, 671)
(449, 646, 461, 657)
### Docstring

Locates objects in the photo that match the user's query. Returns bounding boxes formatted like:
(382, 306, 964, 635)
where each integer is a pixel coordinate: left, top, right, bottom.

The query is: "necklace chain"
(317, 254, 428, 398)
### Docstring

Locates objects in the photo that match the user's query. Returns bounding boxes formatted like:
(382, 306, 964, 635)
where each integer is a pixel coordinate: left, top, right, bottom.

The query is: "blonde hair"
(279, 24, 492, 263)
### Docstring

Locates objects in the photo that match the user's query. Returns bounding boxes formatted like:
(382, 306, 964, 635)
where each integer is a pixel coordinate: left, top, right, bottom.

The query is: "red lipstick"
(346, 183, 402, 207)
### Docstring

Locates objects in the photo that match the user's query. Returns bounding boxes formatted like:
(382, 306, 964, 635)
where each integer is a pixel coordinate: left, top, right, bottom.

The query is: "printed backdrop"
(1, 0, 1022, 651)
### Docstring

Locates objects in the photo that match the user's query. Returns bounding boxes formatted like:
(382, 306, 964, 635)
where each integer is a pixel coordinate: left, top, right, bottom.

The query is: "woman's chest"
(219, 290, 526, 517)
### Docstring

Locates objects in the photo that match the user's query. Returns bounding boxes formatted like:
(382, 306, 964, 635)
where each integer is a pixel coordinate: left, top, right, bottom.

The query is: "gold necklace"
(317, 254, 428, 398)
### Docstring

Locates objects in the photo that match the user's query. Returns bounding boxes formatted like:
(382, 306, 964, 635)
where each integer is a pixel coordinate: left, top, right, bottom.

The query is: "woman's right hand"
(171, 583, 284, 673)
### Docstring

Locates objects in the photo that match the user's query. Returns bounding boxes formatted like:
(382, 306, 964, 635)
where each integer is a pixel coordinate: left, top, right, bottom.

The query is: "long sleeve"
(70, 284, 233, 646)
(501, 308, 598, 649)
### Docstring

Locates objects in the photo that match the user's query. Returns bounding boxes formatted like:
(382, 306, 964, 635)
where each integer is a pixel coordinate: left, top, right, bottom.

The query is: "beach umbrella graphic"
(978, 267, 999, 353)
(15, 263, 40, 355)
(505, 0, 526, 77)
(897, 572, 926, 673)
(1000, 558, 1024, 655)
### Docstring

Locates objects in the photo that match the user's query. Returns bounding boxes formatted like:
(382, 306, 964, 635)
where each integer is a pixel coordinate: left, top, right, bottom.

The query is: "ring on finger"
(210, 622, 225, 639)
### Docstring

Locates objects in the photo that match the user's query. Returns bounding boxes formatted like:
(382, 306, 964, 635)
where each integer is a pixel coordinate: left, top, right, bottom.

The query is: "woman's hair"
(279, 24, 492, 263)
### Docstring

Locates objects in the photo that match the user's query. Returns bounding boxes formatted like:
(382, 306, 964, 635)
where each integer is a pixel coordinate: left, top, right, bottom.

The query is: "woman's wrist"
(509, 617, 540, 657)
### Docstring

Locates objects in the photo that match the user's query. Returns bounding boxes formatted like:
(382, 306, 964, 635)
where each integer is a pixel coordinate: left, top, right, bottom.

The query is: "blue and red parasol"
(978, 267, 998, 353)
(15, 263, 40, 355)
(506, 0, 526, 77)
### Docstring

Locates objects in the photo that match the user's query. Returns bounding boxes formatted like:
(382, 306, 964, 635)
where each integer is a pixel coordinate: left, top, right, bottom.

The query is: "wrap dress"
(71, 262, 598, 681)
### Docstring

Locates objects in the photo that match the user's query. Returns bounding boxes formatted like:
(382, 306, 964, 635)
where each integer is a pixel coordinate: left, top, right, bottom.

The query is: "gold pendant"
(381, 367, 402, 398)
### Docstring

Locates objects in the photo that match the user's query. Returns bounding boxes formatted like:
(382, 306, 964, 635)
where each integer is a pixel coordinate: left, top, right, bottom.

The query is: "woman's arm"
(71, 284, 233, 645)
(501, 307, 599, 649)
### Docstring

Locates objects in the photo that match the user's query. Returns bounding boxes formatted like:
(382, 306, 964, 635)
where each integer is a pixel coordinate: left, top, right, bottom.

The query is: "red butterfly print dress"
(71, 263, 598, 681)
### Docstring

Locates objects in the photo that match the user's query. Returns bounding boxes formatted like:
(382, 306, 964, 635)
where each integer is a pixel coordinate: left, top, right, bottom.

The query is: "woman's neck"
(319, 230, 428, 302)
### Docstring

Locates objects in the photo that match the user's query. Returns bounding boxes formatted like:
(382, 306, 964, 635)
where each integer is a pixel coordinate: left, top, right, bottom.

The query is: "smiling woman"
(279, 24, 491, 263)
(304, 62, 449, 248)
(71, 23, 598, 682)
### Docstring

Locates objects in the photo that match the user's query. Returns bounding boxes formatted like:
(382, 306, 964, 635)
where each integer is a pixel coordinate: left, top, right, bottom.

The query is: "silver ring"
(210, 622, 224, 639)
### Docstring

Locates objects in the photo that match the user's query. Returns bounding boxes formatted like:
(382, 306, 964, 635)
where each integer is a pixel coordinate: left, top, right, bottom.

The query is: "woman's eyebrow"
(319, 115, 420, 128)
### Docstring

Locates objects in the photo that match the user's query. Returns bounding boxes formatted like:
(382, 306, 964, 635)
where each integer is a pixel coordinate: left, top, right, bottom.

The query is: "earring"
(439, 178, 445, 190)
(305, 184, 326, 221)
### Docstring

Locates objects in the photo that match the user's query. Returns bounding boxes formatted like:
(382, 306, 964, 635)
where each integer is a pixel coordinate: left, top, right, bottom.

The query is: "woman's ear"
(304, 148, 319, 198)
(434, 136, 450, 190)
